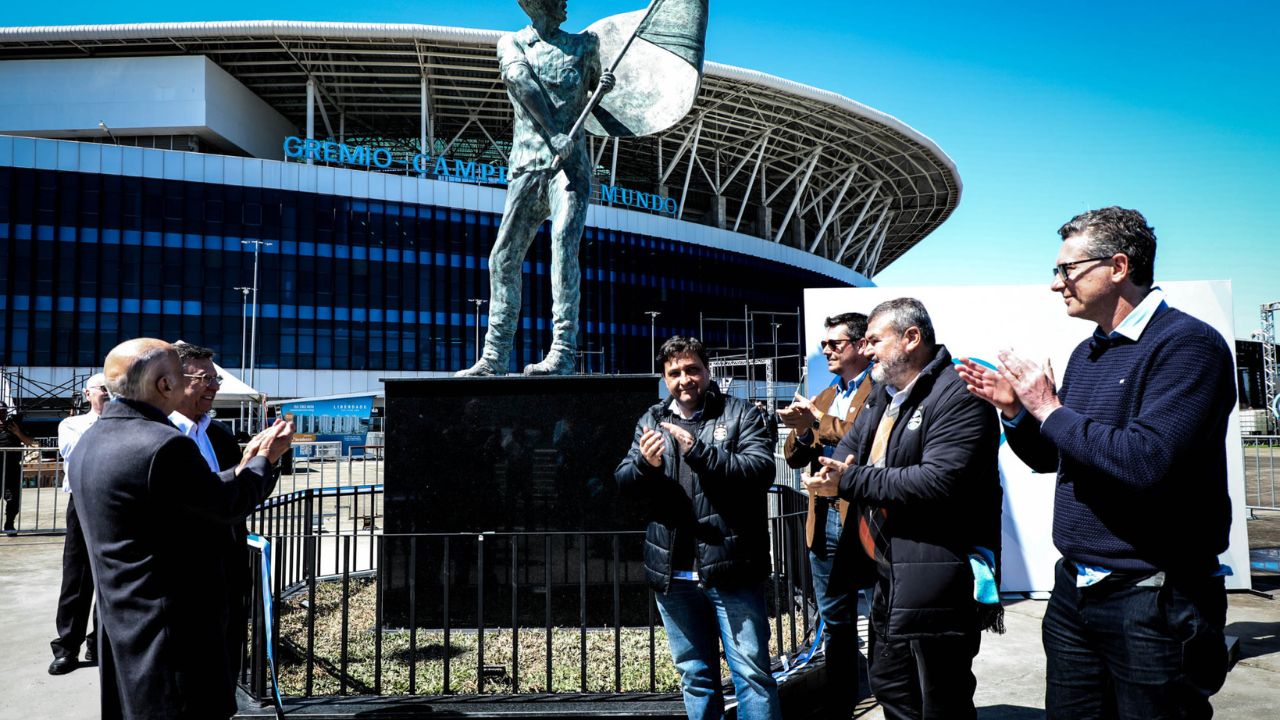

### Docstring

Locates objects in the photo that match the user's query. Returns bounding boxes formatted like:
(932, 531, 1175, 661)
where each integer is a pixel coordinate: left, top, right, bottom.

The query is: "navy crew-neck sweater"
(1004, 306, 1235, 576)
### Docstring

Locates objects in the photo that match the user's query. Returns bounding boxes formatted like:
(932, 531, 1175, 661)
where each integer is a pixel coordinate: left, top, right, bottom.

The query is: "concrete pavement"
(0, 535, 99, 720)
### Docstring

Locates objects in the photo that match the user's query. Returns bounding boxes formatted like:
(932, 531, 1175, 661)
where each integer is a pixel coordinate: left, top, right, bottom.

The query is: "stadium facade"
(0, 21, 960, 400)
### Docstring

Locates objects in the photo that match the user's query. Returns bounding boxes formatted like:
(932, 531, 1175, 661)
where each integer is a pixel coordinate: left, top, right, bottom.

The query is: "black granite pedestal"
(380, 375, 657, 628)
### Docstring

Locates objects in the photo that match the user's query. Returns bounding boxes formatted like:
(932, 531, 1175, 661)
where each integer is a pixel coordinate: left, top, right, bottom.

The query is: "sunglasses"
(819, 338, 858, 351)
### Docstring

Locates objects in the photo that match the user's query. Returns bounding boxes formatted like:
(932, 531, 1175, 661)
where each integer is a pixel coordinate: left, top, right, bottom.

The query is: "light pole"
(468, 298, 487, 365)
(241, 240, 272, 430)
(97, 121, 118, 145)
(233, 286, 251, 435)
(234, 287, 251, 380)
(645, 311, 662, 374)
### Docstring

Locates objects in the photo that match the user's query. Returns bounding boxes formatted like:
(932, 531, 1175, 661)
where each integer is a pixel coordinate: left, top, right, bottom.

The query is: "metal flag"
(582, 0, 709, 138)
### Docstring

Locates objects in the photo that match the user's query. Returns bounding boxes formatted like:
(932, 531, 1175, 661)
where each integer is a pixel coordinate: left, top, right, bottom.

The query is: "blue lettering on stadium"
(284, 136, 677, 216)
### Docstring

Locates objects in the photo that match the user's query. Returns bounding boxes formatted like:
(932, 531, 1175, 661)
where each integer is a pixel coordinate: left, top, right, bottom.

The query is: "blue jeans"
(655, 580, 782, 720)
(809, 502, 860, 712)
(1043, 558, 1228, 719)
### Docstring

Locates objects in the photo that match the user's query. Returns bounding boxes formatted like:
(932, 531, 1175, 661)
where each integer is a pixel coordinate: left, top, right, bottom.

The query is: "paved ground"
(0, 535, 99, 720)
(3, 512, 1278, 720)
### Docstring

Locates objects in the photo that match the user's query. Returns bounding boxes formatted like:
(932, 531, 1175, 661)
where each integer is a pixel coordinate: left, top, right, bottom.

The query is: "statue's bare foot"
(522, 351, 575, 376)
(456, 358, 506, 377)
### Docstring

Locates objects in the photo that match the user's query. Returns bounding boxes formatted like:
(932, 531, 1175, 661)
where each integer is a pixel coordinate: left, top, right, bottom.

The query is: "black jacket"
(615, 383, 775, 592)
(69, 399, 276, 720)
(205, 420, 251, 682)
(834, 345, 1003, 639)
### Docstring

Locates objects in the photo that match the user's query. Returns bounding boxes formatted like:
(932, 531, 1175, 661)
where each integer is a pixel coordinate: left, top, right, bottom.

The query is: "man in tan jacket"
(778, 312, 872, 714)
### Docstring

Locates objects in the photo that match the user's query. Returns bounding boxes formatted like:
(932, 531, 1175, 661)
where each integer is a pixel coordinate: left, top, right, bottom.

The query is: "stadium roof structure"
(0, 21, 961, 277)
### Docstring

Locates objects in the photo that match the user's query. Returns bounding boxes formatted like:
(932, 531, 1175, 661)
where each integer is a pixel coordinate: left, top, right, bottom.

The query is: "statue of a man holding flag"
(459, 0, 709, 376)
(458, 0, 613, 376)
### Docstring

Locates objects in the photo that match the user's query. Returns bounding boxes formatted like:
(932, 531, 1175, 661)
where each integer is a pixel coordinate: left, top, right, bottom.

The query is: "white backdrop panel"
(801, 281, 1250, 592)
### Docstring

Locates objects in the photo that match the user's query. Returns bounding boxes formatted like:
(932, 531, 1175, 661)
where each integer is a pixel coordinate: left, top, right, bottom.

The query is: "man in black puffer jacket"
(810, 298, 1003, 720)
(615, 336, 781, 720)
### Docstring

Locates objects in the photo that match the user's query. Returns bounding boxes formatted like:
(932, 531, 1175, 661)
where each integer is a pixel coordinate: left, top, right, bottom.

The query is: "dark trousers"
(1043, 558, 1228, 720)
(809, 502, 861, 715)
(867, 627, 980, 720)
(225, 532, 251, 682)
(2, 456, 20, 529)
(51, 494, 97, 659)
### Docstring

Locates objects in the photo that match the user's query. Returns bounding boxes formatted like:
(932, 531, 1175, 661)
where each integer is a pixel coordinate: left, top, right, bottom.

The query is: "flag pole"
(552, 0, 662, 171)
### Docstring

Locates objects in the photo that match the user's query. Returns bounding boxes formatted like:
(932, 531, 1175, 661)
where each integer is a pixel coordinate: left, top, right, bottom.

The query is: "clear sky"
(8, 1, 1278, 336)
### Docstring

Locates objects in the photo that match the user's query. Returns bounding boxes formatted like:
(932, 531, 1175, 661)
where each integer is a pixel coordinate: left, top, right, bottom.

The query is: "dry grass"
(274, 577, 813, 696)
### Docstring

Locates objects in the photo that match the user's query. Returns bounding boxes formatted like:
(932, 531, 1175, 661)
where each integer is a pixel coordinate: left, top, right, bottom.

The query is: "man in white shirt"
(49, 373, 108, 675)
(168, 341, 252, 683)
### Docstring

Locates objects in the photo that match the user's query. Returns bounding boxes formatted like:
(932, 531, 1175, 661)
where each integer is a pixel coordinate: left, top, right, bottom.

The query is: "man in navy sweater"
(957, 206, 1235, 719)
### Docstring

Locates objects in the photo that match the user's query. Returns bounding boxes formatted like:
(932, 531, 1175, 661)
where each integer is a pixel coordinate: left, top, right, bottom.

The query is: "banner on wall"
(279, 395, 376, 456)
(801, 281, 1250, 593)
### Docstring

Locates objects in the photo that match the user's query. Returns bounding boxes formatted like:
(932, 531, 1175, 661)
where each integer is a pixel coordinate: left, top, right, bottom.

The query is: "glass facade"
(0, 165, 847, 374)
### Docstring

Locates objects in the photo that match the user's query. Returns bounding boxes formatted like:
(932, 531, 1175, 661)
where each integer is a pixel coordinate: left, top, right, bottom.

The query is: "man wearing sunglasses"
(956, 207, 1236, 719)
(778, 312, 873, 715)
(168, 341, 253, 686)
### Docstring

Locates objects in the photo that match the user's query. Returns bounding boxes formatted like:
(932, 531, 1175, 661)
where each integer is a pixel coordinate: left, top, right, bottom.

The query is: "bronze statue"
(458, 0, 708, 376)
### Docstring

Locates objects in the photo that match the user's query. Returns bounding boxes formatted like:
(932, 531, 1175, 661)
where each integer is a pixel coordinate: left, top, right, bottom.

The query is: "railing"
(275, 443, 385, 496)
(773, 427, 803, 492)
(0, 442, 386, 535)
(1, 445, 69, 534)
(240, 485, 816, 703)
(1245, 435, 1280, 510)
(249, 485, 384, 584)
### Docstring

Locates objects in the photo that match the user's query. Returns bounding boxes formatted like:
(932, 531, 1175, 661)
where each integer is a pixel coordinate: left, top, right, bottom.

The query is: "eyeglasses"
(183, 374, 224, 386)
(1053, 255, 1113, 282)
(819, 338, 856, 352)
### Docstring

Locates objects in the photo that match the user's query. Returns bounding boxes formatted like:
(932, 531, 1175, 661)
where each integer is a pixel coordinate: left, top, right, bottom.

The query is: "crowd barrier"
(239, 484, 817, 704)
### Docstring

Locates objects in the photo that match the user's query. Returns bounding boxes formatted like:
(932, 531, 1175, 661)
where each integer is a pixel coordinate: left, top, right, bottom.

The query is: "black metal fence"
(240, 485, 816, 703)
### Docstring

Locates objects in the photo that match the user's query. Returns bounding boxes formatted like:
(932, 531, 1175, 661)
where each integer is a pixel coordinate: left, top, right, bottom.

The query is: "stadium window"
(205, 199, 224, 223)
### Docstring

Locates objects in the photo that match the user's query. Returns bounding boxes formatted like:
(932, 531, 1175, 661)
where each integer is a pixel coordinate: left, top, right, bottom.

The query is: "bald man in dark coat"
(69, 338, 294, 720)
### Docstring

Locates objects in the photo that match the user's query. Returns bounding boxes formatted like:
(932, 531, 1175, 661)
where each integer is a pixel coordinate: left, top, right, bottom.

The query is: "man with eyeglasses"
(956, 207, 1236, 719)
(168, 341, 253, 685)
(778, 312, 873, 715)
(48, 373, 109, 675)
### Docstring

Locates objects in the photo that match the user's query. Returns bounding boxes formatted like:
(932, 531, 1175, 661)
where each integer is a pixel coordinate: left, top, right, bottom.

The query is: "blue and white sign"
(280, 395, 376, 456)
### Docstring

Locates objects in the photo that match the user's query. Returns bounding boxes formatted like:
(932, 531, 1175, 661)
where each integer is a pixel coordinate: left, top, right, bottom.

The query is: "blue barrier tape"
(772, 616, 825, 681)
(246, 533, 285, 718)
(951, 356, 999, 372)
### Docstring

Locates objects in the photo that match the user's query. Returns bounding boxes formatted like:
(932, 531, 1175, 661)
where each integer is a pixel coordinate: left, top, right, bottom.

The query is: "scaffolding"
(699, 306, 803, 408)
(1262, 302, 1279, 432)
(0, 367, 89, 416)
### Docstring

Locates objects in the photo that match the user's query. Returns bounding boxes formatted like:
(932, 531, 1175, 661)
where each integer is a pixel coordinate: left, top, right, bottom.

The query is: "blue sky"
(8, 1, 1278, 336)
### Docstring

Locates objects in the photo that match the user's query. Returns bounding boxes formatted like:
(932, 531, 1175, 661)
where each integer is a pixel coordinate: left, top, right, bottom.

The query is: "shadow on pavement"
(978, 704, 1045, 719)
(1225, 619, 1280, 665)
